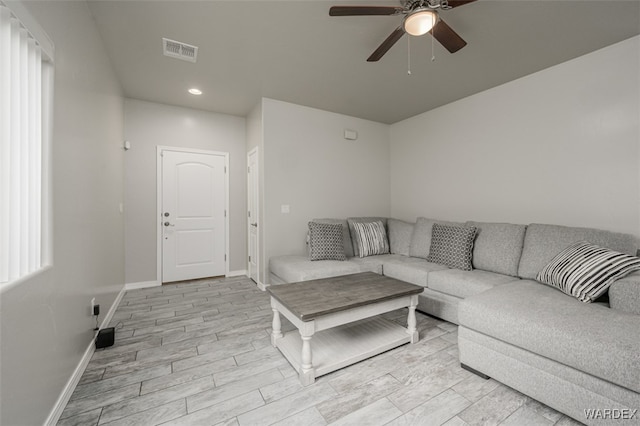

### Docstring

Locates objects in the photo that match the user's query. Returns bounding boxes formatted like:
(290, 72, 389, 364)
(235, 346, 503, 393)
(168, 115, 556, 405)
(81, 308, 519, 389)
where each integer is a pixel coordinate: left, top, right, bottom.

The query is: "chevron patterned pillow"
(426, 224, 478, 270)
(308, 222, 347, 261)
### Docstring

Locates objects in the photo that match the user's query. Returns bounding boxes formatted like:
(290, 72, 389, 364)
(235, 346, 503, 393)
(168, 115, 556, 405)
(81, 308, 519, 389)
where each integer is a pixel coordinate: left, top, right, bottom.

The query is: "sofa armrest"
(609, 270, 640, 315)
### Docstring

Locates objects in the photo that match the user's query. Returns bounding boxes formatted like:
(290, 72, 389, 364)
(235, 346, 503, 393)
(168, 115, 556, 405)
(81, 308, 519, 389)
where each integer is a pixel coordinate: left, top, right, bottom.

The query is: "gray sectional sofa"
(269, 217, 640, 426)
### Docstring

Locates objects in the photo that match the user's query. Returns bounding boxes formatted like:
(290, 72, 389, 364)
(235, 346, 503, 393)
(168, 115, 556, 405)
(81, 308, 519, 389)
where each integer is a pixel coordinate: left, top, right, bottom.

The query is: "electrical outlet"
(91, 297, 96, 315)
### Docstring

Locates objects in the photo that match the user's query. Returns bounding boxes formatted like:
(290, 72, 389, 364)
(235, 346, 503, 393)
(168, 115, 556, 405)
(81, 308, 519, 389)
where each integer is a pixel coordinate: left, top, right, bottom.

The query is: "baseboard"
(45, 285, 126, 426)
(125, 280, 160, 290)
(257, 281, 267, 291)
(227, 269, 247, 277)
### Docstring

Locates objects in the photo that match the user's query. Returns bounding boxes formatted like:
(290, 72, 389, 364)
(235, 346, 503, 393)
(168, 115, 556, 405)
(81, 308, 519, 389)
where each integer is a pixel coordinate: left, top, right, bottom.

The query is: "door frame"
(156, 146, 230, 284)
(247, 147, 261, 289)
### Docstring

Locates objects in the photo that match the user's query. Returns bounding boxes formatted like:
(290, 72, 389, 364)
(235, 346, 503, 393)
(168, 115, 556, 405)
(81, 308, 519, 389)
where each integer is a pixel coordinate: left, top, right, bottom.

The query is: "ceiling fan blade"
(446, 0, 477, 8)
(329, 6, 403, 16)
(367, 27, 405, 62)
(429, 19, 467, 53)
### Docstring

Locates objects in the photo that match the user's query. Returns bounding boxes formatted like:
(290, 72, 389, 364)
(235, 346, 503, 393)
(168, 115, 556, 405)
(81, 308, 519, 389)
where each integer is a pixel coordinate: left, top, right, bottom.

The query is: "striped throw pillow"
(352, 221, 390, 258)
(537, 241, 640, 303)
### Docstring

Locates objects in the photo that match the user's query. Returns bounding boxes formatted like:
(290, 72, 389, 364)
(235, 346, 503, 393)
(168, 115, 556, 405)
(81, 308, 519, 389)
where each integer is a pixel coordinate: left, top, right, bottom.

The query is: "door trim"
(156, 146, 230, 284)
(247, 147, 261, 289)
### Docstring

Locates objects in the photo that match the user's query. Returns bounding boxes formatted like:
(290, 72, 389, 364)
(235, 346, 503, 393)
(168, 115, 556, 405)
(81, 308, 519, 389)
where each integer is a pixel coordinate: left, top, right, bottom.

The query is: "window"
(0, 1, 53, 285)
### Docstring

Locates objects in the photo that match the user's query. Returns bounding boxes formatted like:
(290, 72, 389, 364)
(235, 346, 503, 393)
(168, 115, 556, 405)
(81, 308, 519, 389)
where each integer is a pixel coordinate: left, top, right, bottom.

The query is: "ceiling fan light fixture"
(403, 9, 437, 36)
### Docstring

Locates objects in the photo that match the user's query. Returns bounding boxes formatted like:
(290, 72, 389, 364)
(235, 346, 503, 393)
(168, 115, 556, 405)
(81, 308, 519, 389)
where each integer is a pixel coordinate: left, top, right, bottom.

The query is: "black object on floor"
(461, 363, 491, 380)
(95, 327, 115, 349)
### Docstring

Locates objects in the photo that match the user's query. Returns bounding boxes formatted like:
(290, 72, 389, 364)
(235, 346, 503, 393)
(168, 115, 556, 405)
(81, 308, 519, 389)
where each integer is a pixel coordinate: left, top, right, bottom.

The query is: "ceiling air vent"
(162, 38, 198, 63)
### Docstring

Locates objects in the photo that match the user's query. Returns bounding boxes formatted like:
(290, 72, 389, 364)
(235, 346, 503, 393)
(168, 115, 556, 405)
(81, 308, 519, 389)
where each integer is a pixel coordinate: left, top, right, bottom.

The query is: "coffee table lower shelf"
(275, 316, 410, 380)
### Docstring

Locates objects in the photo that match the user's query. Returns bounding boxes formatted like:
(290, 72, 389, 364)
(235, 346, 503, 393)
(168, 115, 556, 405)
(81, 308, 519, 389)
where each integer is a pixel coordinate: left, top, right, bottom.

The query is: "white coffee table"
(267, 272, 423, 386)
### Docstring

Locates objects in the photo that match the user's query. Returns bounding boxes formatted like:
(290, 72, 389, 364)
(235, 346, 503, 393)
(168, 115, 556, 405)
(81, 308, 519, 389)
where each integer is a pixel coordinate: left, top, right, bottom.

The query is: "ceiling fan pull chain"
(407, 36, 412, 75)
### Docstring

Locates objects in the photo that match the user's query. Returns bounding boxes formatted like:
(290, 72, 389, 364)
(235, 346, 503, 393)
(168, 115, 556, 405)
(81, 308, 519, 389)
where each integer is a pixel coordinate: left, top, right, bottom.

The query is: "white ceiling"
(86, 0, 640, 124)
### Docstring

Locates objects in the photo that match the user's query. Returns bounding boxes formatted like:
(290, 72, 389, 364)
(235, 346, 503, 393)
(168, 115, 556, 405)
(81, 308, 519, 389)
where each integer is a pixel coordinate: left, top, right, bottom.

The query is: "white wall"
(262, 98, 391, 282)
(124, 99, 246, 283)
(0, 1, 125, 424)
(390, 36, 640, 239)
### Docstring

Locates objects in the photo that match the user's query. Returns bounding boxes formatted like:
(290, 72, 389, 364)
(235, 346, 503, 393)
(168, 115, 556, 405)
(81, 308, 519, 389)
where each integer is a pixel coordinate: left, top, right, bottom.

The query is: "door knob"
(164, 222, 175, 227)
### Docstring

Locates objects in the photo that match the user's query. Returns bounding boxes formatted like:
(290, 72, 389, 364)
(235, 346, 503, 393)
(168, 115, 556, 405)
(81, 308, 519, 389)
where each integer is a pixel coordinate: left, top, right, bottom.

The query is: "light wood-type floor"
(57, 277, 584, 426)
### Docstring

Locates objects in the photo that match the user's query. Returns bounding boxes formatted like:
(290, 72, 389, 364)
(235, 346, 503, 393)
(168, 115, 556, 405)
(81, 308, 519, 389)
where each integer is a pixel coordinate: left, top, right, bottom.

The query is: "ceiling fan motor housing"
(406, 0, 452, 11)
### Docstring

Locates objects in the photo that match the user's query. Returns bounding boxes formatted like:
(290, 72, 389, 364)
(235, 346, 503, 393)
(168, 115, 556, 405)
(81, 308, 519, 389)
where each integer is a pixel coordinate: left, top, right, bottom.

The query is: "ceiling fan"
(329, 0, 477, 62)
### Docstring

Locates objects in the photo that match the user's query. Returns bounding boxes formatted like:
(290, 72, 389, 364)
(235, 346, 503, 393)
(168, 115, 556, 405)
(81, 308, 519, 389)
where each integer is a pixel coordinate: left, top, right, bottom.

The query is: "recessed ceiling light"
(188, 88, 202, 95)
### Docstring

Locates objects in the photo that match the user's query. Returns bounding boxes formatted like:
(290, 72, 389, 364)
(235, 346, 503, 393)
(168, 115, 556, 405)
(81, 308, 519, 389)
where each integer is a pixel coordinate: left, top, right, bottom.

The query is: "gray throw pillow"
(426, 224, 478, 270)
(308, 222, 346, 261)
(537, 241, 640, 303)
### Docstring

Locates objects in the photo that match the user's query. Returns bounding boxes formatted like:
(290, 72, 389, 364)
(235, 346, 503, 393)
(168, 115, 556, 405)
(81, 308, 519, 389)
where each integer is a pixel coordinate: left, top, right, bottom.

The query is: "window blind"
(0, 2, 51, 284)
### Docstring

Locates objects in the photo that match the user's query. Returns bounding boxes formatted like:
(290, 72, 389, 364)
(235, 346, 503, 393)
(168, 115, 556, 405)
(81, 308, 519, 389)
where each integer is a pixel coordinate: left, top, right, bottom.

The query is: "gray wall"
(0, 1, 125, 424)
(390, 36, 640, 239)
(124, 99, 247, 283)
(262, 98, 391, 283)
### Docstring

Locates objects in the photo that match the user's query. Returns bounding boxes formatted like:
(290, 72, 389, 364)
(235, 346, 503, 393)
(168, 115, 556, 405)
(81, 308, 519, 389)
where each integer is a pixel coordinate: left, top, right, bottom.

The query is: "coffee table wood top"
(267, 272, 423, 321)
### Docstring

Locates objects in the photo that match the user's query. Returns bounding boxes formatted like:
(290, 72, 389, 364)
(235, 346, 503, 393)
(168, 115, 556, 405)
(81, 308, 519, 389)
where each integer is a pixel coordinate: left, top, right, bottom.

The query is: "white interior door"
(162, 150, 226, 283)
(248, 149, 259, 283)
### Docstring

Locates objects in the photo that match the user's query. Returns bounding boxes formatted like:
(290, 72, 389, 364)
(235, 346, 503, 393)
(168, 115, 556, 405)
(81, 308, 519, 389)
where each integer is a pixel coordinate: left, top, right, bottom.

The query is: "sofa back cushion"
(517, 223, 637, 280)
(347, 217, 387, 257)
(387, 219, 414, 256)
(466, 221, 527, 277)
(312, 218, 354, 257)
(409, 217, 466, 259)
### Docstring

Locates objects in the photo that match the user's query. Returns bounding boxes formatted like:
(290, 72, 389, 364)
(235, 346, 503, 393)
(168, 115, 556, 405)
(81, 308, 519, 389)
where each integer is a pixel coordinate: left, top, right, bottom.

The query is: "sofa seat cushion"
(428, 269, 517, 299)
(381, 256, 448, 287)
(349, 254, 404, 275)
(459, 280, 640, 393)
(269, 255, 374, 283)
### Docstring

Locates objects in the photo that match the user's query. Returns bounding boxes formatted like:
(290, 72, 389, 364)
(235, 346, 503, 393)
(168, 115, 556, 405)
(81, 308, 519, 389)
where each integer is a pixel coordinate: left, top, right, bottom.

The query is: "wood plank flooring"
(57, 277, 584, 426)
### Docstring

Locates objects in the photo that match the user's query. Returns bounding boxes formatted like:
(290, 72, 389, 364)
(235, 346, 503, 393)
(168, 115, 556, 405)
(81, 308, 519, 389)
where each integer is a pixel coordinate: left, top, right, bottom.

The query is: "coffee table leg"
(271, 305, 283, 347)
(299, 323, 316, 386)
(407, 295, 419, 344)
